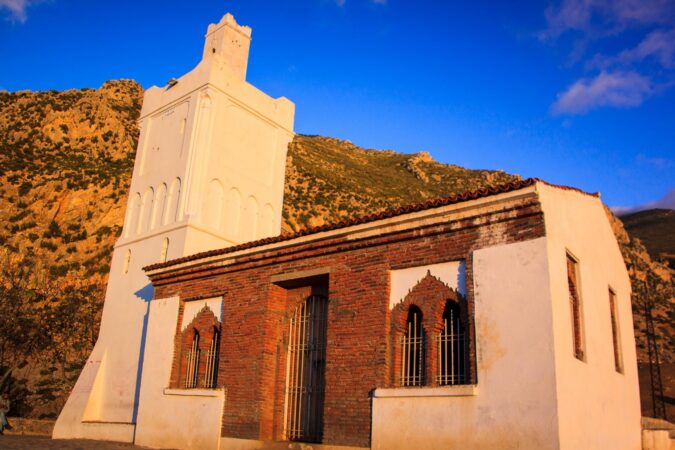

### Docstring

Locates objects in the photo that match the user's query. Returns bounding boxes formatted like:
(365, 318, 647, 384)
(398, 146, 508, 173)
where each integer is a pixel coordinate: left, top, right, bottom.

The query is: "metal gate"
(284, 295, 328, 443)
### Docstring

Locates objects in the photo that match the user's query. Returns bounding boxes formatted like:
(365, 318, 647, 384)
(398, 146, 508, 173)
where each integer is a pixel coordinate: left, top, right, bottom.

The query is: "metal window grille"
(284, 295, 328, 443)
(400, 309, 425, 387)
(204, 329, 220, 388)
(566, 255, 584, 359)
(437, 305, 467, 385)
(184, 331, 200, 389)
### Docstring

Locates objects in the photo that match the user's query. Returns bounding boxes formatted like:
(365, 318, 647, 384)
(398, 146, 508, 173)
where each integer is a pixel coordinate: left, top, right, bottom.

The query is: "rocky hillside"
(283, 135, 517, 232)
(620, 209, 675, 270)
(0, 80, 143, 418)
(0, 81, 672, 418)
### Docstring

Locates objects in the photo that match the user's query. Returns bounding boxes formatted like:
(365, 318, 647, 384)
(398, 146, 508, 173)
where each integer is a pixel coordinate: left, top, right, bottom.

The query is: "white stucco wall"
(537, 184, 641, 450)
(134, 297, 225, 450)
(372, 237, 561, 449)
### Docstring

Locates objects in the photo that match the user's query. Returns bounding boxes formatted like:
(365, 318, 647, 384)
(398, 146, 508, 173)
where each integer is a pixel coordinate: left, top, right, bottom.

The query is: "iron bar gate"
(284, 295, 328, 443)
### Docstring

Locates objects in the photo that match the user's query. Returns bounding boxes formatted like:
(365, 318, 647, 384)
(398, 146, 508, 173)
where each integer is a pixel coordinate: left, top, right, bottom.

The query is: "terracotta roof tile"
(143, 178, 597, 272)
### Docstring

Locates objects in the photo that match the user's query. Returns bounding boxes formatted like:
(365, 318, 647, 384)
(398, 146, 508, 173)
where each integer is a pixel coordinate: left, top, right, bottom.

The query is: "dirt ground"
(0, 435, 172, 450)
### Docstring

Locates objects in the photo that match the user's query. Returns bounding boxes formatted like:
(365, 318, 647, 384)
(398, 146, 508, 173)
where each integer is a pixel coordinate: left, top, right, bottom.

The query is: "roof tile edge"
(144, 178, 597, 272)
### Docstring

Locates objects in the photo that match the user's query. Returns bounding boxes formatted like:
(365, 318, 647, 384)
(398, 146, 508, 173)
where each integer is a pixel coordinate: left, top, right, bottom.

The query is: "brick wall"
(151, 196, 545, 447)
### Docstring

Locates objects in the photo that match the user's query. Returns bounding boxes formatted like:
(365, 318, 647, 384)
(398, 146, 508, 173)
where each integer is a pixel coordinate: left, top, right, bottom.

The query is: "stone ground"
(0, 435, 173, 449)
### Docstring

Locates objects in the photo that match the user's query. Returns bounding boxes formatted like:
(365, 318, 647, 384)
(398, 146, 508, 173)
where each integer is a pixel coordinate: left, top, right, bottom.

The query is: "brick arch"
(390, 271, 465, 386)
(171, 304, 222, 389)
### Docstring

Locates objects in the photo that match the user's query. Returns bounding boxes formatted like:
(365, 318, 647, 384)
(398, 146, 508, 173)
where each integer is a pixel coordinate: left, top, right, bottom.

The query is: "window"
(401, 306, 425, 386)
(437, 301, 468, 385)
(122, 249, 131, 274)
(171, 302, 222, 390)
(566, 254, 584, 360)
(608, 288, 623, 373)
(184, 330, 200, 389)
(160, 237, 169, 263)
(204, 328, 220, 388)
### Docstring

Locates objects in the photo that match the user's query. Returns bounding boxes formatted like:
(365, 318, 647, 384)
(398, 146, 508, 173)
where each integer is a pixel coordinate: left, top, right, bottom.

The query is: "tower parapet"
(202, 13, 252, 80)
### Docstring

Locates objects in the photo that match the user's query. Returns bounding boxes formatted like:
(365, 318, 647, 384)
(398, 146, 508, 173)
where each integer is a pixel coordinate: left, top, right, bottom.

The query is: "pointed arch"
(260, 203, 276, 238)
(165, 178, 182, 225)
(184, 329, 200, 389)
(122, 249, 131, 274)
(437, 300, 467, 385)
(243, 195, 259, 242)
(160, 237, 169, 263)
(401, 305, 425, 386)
(203, 179, 225, 230)
(124, 192, 141, 237)
(224, 188, 241, 238)
(152, 183, 167, 230)
(138, 187, 155, 234)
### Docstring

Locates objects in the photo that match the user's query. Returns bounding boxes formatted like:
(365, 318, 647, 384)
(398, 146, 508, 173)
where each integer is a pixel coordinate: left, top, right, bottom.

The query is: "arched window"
(204, 327, 220, 388)
(160, 237, 169, 263)
(122, 249, 131, 274)
(165, 178, 182, 225)
(138, 187, 154, 234)
(152, 183, 167, 229)
(124, 192, 141, 237)
(203, 179, 224, 230)
(401, 306, 424, 386)
(437, 301, 467, 385)
(184, 330, 200, 389)
(224, 188, 241, 238)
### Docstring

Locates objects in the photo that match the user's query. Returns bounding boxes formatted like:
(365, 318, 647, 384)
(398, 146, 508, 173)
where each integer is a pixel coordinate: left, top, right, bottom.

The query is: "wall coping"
(163, 387, 225, 398)
(372, 384, 478, 398)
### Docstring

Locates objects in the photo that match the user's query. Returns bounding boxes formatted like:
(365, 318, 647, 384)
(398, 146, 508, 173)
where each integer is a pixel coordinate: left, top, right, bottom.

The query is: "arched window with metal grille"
(401, 306, 425, 387)
(184, 330, 200, 389)
(204, 327, 220, 388)
(437, 301, 467, 385)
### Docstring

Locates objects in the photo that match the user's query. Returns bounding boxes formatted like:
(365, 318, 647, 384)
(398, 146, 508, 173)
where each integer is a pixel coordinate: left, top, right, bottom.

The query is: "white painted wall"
(54, 13, 294, 447)
(373, 237, 561, 449)
(389, 260, 466, 310)
(537, 183, 641, 450)
(134, 297, 225, 450)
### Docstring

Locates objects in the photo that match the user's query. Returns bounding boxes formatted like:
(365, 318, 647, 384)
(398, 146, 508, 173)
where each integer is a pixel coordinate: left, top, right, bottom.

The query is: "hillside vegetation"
(0, 80, 672, 419)
(620, 209, 675, 270)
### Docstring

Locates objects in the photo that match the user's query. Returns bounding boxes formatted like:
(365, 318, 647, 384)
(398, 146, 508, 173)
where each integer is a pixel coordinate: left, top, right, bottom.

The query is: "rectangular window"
(566, 254, 584, 360)
(608, 288, 623, 373)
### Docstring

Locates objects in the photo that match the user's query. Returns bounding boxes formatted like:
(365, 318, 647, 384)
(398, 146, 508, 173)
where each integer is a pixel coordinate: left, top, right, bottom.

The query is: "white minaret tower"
(54, 13, 294, 443)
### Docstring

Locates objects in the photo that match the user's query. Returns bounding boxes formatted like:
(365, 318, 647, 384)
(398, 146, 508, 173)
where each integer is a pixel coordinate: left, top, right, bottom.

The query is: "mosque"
(53, 13, 642, 450)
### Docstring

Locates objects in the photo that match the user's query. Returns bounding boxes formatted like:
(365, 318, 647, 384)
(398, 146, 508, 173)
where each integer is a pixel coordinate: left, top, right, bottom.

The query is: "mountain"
(620, 209, 675, 270)
(0, 81, 672, 419)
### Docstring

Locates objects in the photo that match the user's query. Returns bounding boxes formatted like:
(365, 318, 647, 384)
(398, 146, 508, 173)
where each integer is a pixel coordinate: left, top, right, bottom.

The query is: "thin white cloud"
(636, 153, 672, 170)
(372, 0, 387, 4)
(335, 0, 346, 7)
(617, 28, 675, 68)
(0, 0, 31, 22)
(612, 188, 675, 215)
(540, 0, 675, 40)
(551, 70, 653, 114)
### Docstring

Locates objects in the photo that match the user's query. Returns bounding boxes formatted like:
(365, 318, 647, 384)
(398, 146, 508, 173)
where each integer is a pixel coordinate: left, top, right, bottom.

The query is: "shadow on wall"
(131, 283, 154, 426)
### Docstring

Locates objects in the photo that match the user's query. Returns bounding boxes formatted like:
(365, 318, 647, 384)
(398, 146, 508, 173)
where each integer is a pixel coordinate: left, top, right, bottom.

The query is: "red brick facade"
(149, 194, 545, 447)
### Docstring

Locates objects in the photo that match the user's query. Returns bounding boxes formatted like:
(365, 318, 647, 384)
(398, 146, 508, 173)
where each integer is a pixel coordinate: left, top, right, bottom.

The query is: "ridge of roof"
(144, 178, 597, 272)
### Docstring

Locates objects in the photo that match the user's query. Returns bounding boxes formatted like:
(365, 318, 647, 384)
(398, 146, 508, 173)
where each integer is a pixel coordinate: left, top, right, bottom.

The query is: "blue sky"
(1, 0, 673, 212)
